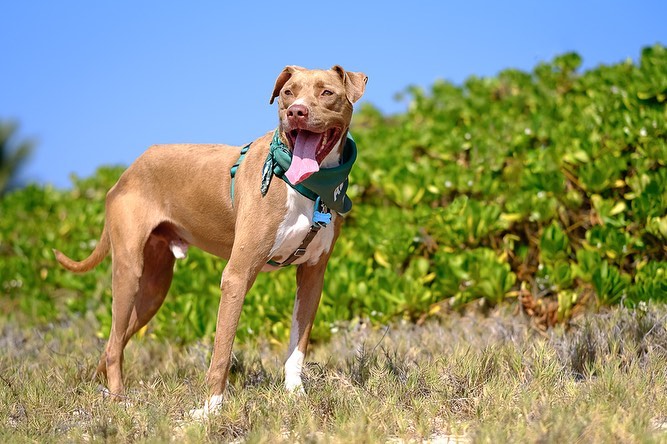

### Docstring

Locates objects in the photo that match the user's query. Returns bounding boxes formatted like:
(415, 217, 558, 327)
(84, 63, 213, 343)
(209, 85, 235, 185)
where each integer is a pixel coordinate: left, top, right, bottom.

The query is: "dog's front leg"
(285, 223, 341, 392)
(284, 260, 327, 392)
(191, 252, 265, 418)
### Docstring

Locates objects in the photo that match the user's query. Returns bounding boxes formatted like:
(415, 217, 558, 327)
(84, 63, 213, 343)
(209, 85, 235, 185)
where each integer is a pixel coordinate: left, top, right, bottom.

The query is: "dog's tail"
(54, 224, 111, 273)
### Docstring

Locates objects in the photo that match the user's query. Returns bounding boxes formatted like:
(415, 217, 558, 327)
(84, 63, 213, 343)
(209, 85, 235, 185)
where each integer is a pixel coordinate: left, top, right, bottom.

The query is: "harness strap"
(268, 197, 331, 267)
(268, 224, 322, 267)
(230, 143, 251, 204)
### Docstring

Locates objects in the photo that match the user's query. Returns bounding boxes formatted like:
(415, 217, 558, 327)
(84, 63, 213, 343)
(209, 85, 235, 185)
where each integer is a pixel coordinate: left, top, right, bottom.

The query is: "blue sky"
(2, 1, 665, 188)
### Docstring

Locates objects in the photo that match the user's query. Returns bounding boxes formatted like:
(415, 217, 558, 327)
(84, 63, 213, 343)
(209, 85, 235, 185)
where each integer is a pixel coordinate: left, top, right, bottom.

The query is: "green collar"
(261, 129, 356, 214)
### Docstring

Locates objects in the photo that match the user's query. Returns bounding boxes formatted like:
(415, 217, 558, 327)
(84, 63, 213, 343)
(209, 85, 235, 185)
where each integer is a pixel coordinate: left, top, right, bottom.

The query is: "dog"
(54, 65, 368, 417)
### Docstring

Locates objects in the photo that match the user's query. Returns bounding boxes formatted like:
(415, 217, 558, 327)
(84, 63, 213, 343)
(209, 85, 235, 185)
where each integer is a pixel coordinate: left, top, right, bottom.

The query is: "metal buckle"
(293, 248, 307, 257)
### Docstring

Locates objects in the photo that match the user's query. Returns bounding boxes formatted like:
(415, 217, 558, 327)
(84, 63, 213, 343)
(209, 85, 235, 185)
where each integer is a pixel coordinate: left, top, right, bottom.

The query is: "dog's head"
(270, 66, 368, 184)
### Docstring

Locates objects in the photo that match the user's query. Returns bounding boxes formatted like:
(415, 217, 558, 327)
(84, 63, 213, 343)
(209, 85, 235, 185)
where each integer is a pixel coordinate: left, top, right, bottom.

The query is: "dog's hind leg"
(95, 193, 173, 399)
(101, 243, 143, 399)
(95, 230, 176, 385)
(125, 232, 176, 340)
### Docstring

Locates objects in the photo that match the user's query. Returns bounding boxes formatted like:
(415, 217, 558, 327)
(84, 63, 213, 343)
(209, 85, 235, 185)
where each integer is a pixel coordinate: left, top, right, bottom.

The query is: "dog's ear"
(332, 65, 368, 104)
(270, 65, 306, 104)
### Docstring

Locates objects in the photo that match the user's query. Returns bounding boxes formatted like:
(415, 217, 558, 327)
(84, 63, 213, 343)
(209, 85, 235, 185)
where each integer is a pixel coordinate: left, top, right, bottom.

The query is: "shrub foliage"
(1, 45, 666, 342)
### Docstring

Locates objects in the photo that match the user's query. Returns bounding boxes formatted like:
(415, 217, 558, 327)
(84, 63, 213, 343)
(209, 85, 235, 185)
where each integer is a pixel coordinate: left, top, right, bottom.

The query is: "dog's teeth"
(317, 133, 328, 157)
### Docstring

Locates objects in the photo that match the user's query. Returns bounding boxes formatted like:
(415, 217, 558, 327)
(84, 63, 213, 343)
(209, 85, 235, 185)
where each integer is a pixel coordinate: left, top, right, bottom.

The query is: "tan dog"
(54, 65, 367, 416)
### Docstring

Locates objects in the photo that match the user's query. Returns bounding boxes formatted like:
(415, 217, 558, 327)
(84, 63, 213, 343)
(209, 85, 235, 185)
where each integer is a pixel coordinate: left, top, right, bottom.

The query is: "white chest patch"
(269, 187, 335, 266)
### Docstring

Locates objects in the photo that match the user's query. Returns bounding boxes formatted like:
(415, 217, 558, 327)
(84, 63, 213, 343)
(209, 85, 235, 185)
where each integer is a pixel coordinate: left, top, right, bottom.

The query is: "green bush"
(351, 44, 666, 313)
(1, 45, 666, 342)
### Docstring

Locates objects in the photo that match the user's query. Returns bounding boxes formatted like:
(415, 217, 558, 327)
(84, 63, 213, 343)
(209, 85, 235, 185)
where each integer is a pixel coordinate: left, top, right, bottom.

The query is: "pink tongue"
(285, 131, 323, 184)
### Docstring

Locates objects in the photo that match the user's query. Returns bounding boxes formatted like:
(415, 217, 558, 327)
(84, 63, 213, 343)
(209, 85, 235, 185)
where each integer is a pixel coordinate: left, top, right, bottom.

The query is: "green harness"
(229, 144, 250, 202)
(229, 129, 357, 266)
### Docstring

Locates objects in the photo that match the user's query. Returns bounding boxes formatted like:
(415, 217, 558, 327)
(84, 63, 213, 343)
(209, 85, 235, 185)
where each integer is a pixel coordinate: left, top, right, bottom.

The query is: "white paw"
(284, 349, 305, 395)
(189, 394, 223, 420)
(285, 377, 305, 395)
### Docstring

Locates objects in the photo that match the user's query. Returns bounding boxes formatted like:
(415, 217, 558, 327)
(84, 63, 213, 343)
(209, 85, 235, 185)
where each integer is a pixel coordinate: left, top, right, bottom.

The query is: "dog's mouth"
(285, 127, 341, 184)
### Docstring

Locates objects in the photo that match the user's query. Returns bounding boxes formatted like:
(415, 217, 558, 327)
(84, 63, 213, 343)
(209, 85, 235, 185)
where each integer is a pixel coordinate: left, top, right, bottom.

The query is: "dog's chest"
(269, 187, 335, 266)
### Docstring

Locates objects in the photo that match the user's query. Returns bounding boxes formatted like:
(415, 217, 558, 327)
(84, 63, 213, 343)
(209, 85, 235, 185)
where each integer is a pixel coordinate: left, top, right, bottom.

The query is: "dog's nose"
(287, 104, 309, 121)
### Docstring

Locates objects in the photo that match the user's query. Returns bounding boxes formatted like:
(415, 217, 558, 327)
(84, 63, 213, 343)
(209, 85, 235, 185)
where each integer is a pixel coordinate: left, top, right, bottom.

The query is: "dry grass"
(2, 303, 667, 443)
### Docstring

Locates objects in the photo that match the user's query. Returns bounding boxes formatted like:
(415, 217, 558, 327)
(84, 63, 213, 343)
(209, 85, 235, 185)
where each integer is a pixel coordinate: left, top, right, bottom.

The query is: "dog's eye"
(284, 89, 293, 96)
(321, 90, 334, 96)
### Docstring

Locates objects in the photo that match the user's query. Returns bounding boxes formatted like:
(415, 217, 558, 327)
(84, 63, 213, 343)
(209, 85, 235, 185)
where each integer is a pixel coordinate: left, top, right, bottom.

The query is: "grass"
(1, 303, 667, 443)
